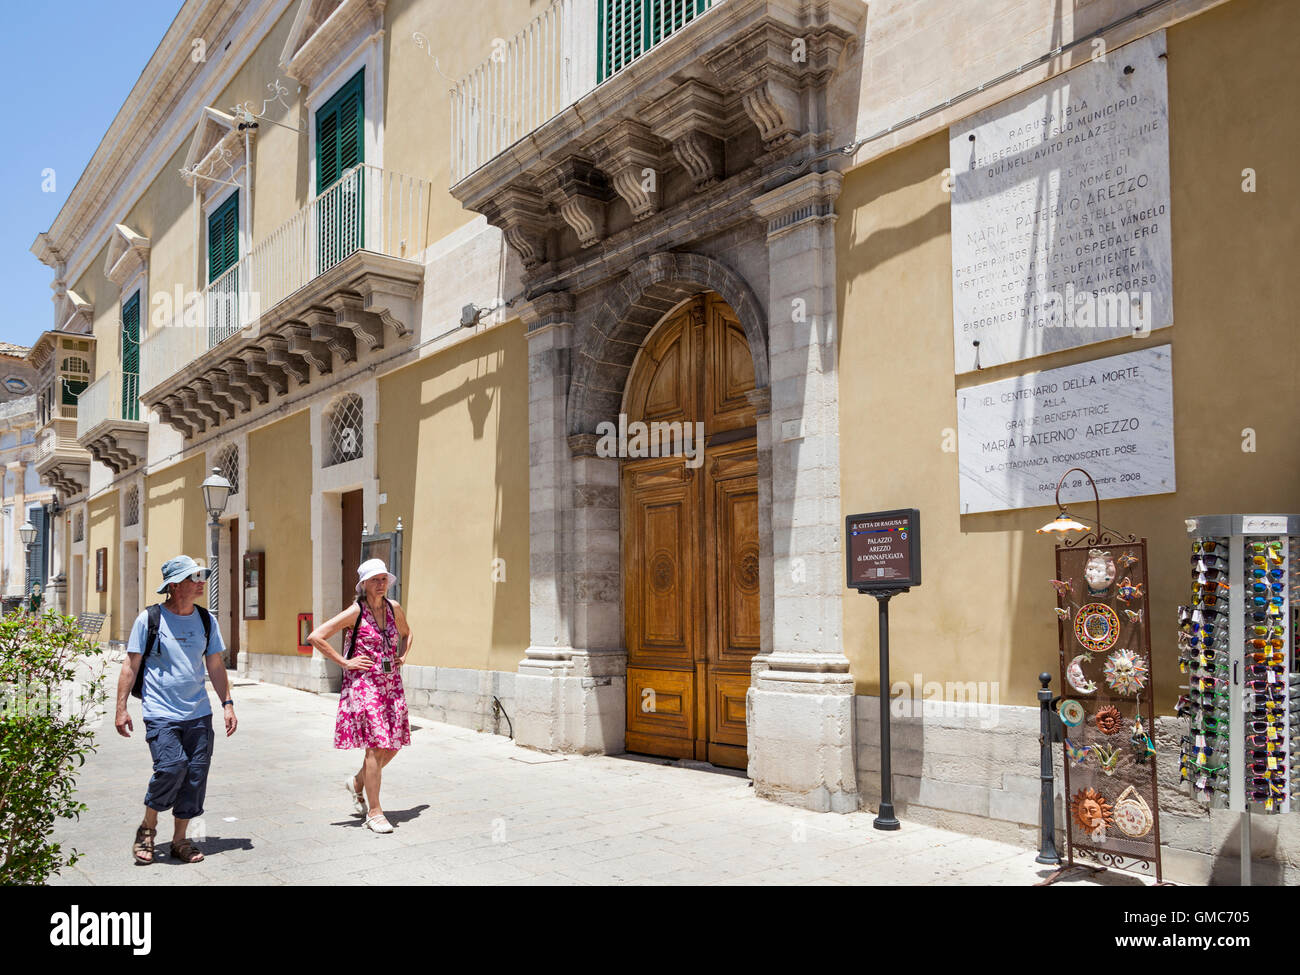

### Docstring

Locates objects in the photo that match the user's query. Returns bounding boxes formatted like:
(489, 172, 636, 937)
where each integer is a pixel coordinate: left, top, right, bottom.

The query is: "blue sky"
(0, 1, 184, 349)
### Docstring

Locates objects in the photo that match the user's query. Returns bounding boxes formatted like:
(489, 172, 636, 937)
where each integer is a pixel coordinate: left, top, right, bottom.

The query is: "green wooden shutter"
(208, 193, 239, 284)
(316, 69, 366, 272)
(121, 292, 140, 421)
(598, 1, 711, 82)
(316, 69, 365, 194)
(27, 506, 46, 595)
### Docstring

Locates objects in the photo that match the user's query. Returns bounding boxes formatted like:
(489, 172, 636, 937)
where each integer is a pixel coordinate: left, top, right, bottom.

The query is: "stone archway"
(566, 252, 769, 446)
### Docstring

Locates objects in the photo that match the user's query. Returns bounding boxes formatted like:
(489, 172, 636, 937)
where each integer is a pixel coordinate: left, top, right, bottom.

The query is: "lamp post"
(19, 518, 36, 598)
(200, 468, 232, 613)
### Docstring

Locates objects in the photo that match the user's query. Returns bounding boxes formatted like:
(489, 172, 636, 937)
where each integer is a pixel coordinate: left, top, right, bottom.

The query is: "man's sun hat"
(156, 554, 211, 594)
(356, 558, 397, 594)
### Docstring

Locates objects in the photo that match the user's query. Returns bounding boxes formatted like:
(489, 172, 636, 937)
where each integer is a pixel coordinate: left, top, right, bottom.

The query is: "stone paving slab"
(46, 678, 1121, 886)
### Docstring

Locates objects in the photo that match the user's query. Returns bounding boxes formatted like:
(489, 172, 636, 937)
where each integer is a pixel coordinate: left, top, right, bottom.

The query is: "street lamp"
(19, 519, 35, 597)
(200, 468, 232, 613)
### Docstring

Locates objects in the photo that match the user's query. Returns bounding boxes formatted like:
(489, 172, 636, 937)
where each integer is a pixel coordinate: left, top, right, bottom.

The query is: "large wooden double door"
(622, 294, 760, 770)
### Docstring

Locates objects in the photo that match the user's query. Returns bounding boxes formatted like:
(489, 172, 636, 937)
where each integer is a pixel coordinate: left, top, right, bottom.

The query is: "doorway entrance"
(341, 489, 363, 607)
(622, 293, 760, 770)
(227, 518, 240, 668)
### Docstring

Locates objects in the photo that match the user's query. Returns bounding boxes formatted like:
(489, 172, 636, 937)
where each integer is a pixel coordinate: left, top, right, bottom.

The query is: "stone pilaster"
(515, 292, 625, 755)
(746, 170, 858, 813)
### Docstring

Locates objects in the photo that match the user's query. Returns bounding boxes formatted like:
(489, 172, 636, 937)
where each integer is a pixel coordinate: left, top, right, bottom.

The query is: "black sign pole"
(872, 587, 904, 831)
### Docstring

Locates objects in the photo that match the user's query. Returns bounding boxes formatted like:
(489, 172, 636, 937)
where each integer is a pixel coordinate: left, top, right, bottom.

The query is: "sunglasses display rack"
(1181, 516, 1300, 829)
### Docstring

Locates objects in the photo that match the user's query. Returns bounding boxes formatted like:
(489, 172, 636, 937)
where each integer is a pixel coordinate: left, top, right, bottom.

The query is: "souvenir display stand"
(1053, 536, 1162, 881)
(1037, 467, 1162, 884)
(1180, 514, 1299, 886)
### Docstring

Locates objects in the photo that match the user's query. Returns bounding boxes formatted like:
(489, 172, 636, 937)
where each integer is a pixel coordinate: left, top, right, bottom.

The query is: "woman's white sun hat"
(356, 557, 397, 594)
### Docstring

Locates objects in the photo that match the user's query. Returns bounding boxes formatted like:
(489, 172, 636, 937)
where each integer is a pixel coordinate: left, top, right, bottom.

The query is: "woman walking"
(309, 558, 412, 833)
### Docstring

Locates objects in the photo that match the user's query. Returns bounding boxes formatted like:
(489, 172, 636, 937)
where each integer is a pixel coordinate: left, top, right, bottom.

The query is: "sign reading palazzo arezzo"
(956, 346, 1175, 514)
(949, 30, 1173, 373)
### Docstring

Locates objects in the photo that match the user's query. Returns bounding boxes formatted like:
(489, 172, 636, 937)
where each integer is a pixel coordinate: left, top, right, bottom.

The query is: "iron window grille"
(325, 394, 364, 467)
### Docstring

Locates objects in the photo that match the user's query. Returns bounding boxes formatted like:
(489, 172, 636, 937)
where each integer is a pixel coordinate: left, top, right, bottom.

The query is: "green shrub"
(0, 611, 107, 885)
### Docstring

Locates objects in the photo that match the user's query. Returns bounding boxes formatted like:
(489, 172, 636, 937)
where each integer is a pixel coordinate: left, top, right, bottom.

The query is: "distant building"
(0, 345, 53, 610)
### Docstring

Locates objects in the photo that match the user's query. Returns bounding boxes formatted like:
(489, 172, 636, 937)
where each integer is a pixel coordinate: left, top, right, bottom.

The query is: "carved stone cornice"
(590, 121, 667, 222)
(286, 323, 333, 376)
(240, 347, 289, 397)
(103, 225, 151, 288)
(264, 334, 311, 386)
(280, 0, 386, 89)
(750, 170, 844, 239)
(537, 158, 612, 248)
(223, 358, 269, 406)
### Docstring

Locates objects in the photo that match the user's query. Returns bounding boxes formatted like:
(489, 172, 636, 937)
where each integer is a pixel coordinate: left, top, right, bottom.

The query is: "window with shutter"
(121, 292, 141, 421)
(598, 1, 712, 82)
(207, 193, 240, 345)
(316, 69, 366, 272)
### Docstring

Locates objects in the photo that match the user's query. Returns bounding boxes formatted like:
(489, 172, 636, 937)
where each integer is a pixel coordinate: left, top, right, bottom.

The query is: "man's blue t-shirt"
(127, 605, 226, 722)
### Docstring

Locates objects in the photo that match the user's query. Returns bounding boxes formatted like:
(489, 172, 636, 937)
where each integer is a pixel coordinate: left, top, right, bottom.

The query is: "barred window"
(216, 443, 240, 496)
(325, 394, 363, 467)
(73, 511, 85, 543)
(124, 485, 140, 527)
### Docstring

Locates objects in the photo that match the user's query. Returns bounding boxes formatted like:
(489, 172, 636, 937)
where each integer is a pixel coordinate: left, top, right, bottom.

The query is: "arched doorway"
(621, 292, 760, 769)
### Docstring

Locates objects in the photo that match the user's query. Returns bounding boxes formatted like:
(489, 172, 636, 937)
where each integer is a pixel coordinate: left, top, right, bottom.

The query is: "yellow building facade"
(28, 0, 1299, 882)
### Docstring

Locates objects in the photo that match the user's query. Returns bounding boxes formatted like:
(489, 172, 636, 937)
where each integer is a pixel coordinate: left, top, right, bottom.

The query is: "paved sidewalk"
(51, 679, 1112, 885)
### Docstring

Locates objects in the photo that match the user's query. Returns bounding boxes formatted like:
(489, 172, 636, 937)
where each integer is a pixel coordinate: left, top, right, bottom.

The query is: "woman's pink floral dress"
(334, 600, 411, 749)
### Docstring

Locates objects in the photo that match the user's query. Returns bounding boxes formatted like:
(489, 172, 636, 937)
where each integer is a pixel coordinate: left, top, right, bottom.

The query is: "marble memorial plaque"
(950, 30, 1173, 373)
(957, 345, 1174, 514)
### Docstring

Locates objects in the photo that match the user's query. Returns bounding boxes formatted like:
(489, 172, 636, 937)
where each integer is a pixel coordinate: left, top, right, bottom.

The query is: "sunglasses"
(1252, 625, 1286, 637)
(1253, 582, 1286, 595)
(1252, 596, 1284, 607)
(1253, 568, 1286, 580)
(1193, 539, 1226, 553)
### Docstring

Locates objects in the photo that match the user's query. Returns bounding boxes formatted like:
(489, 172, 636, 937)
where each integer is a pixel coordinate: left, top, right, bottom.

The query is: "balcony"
(142, 163, 428, 438)
(448, 0, 860, 276)
(76, 369, 148, 473)
(35, 411, 90, 499)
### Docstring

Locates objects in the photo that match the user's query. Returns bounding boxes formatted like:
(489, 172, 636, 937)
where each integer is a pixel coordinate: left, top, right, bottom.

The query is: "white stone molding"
(103, 225, 152, 289)
(281, 0, 385, 92)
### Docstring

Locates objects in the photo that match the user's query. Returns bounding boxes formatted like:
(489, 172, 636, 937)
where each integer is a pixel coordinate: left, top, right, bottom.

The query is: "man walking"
(114, 555, 237, 864)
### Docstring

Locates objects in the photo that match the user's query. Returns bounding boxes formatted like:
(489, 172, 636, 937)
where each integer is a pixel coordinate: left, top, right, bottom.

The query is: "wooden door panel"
(708, 445, 761, 666)
(709, 672, 751, 747)
(705, 301, 756, 435)
(626, 666, 695, 754)
(623, 461, 696, 670)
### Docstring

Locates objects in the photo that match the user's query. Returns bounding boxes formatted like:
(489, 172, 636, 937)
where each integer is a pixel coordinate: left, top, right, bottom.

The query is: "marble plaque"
(957, 345, 1174, 514)
(949, 30, 1173, 373)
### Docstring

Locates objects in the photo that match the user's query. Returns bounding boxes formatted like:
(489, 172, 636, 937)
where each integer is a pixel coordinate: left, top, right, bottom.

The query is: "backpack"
(344, 595, 394, 659)
(131, 603, 214, 700)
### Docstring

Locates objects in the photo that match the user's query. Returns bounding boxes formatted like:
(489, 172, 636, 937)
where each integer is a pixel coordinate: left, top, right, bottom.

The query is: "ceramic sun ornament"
(1103, 649, 1150, 696)
(1115, 577, 1145, 604)
(1083, 549, 1116, 595)
(1071, 787, 1114, 838)
(1093, 705, 1123, 736)
(1066, 655, 1097, 695)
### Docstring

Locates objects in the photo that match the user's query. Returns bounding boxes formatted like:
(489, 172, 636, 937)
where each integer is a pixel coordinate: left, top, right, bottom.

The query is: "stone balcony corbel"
(264, 334, 312, 386)
(478, 186, 552, 271)
(285, 323, 333, 376)
(222, 358, 268, 406)
(302, 307, 357, 365)
(240, 346, 290, 397)
(590, 121, 668, 222)
(208, 369, 251, 414)
(194, 378, 236, 422)
(327, 294, 385, 352)
(643, 80, 730, 190)
(157, 396, 197, 438)
(177, 389, 217, 432)
(537, 157, 613, 248)
(358, 274, 419, 339)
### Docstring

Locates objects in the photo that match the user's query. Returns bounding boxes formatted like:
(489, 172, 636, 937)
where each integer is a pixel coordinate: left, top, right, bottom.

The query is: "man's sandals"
(170, 838, 205, 863)
(132, 825, 156, 864)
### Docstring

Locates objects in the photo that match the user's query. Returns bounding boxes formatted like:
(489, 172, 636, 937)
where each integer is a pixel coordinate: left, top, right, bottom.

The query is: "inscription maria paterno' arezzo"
(949, 31, 1173, 373)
